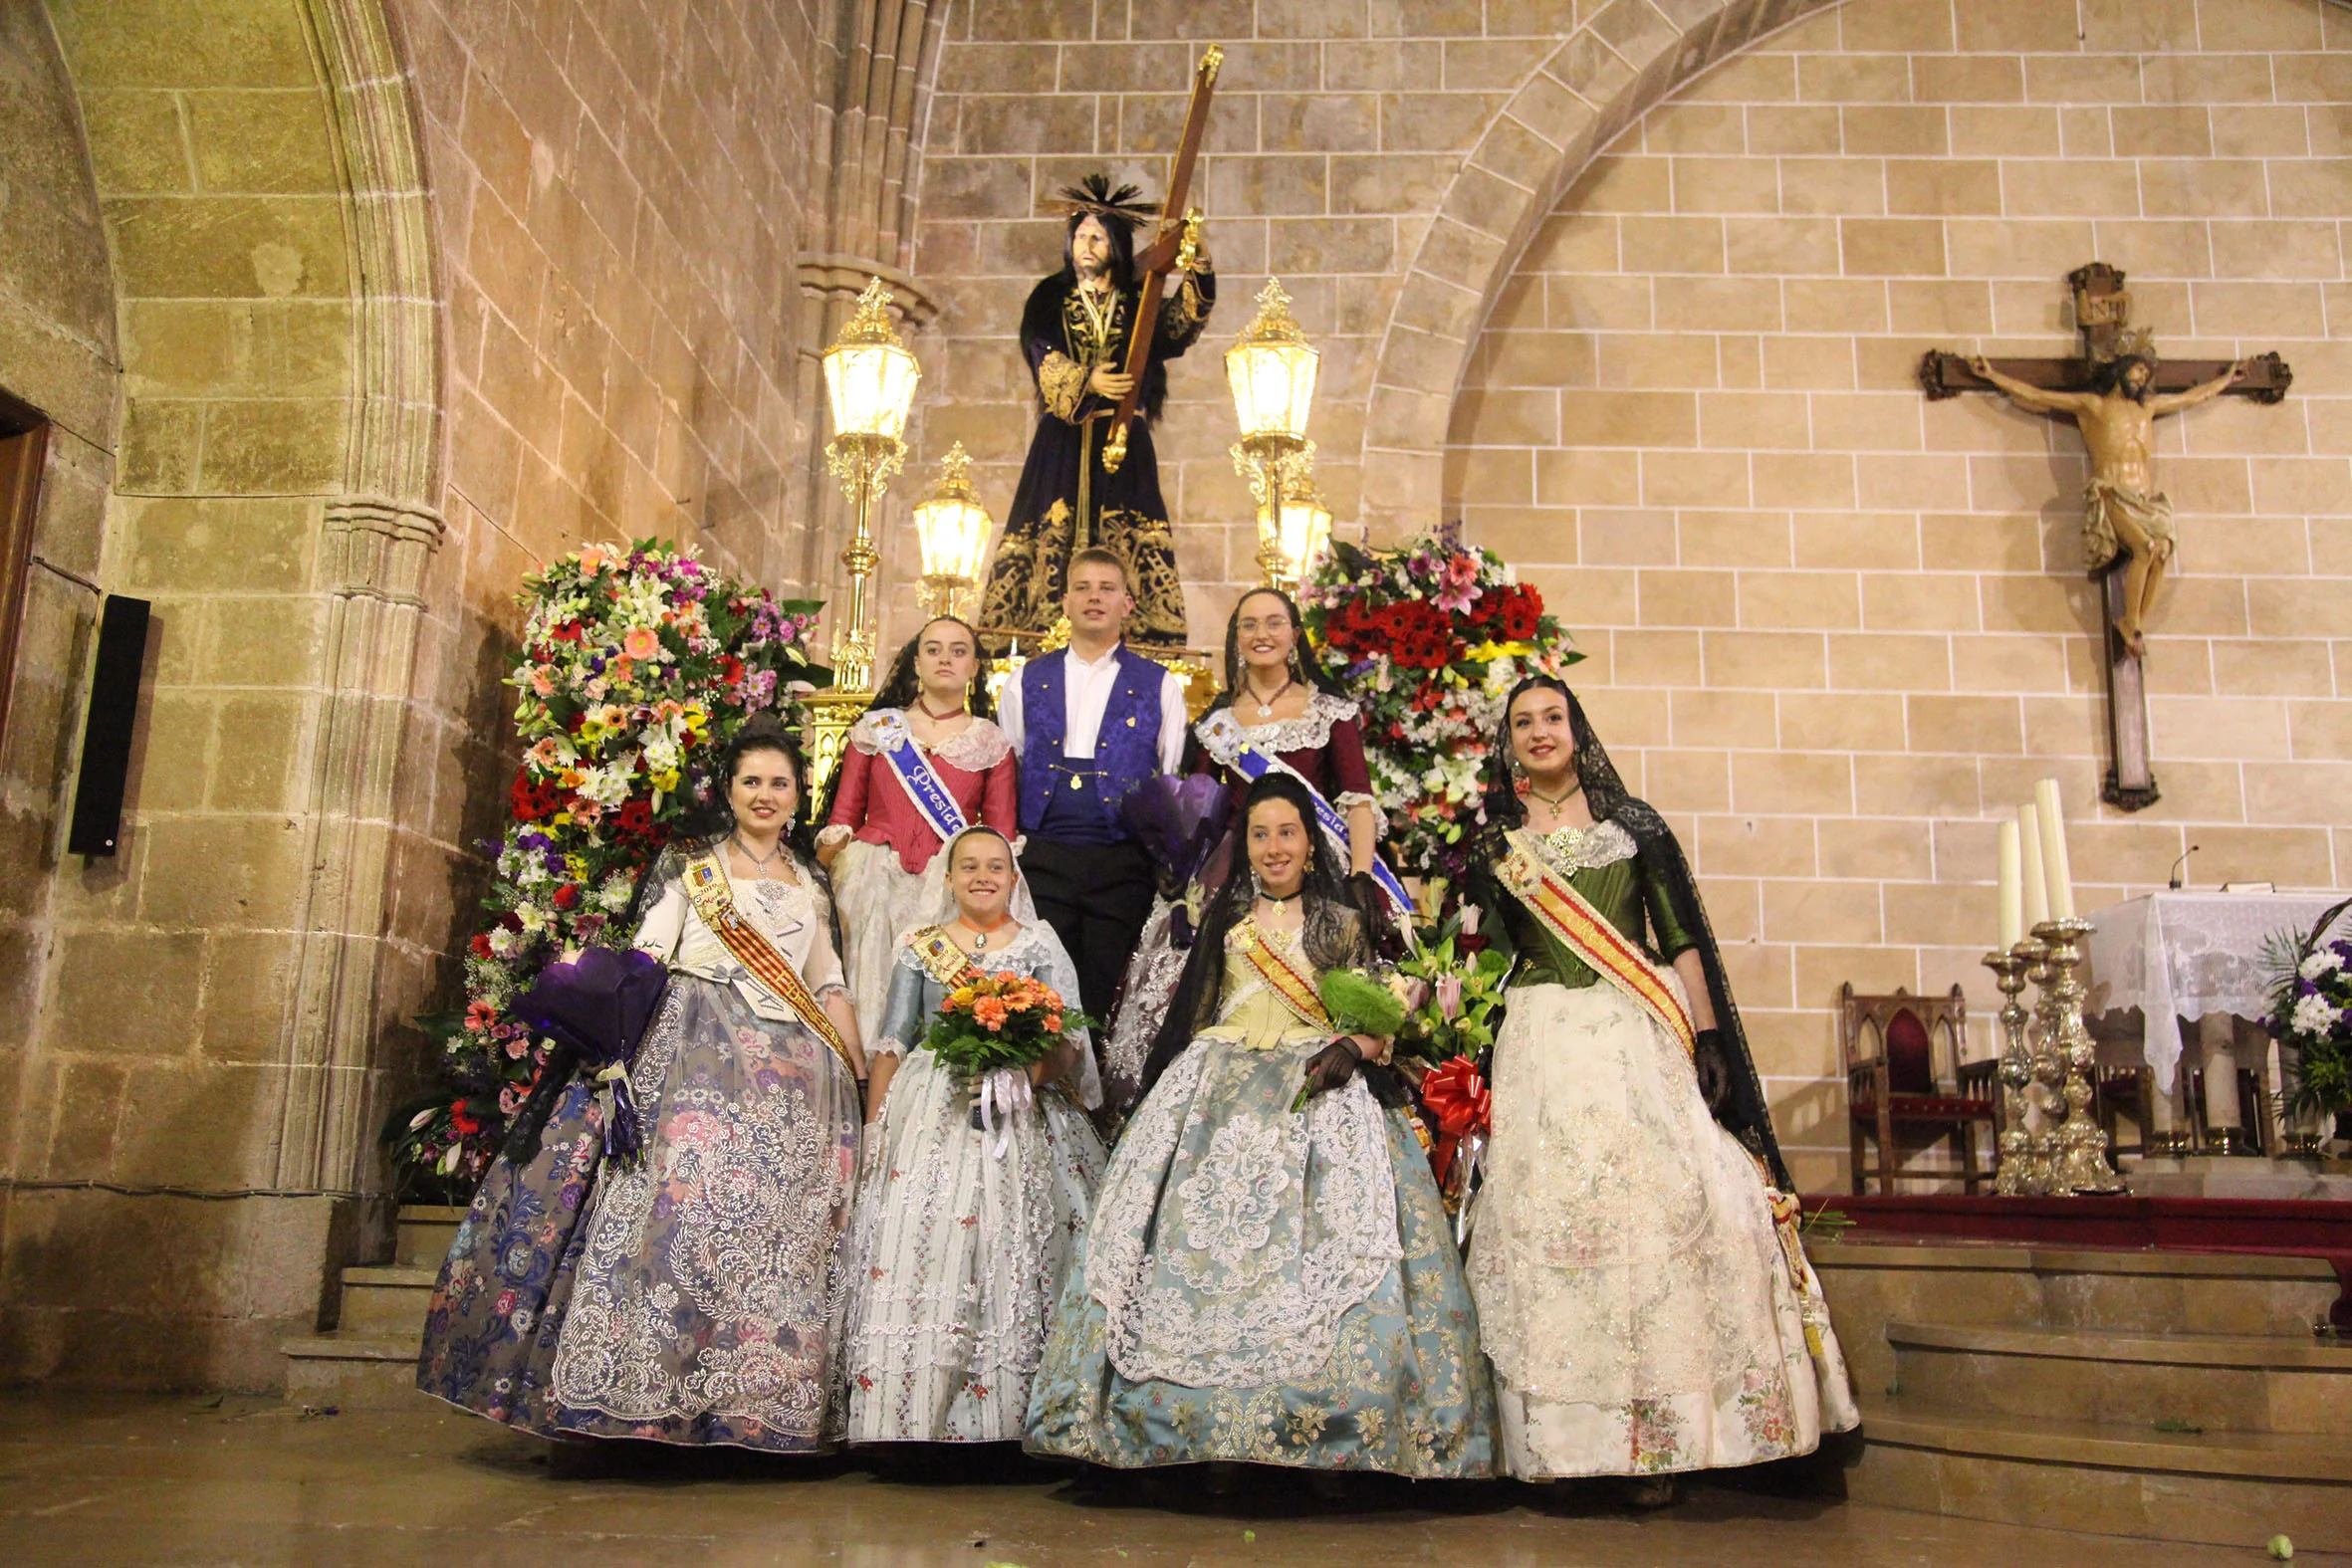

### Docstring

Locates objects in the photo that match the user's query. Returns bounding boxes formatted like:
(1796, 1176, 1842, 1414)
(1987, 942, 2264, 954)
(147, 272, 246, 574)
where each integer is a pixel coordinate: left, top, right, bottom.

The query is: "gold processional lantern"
(808, 277, 921, 791)
(911, 442, 993, 619)
(1273, 466, 1333, 594)
(1226, 278, 1320, 590)
(820, 277, 921, 694)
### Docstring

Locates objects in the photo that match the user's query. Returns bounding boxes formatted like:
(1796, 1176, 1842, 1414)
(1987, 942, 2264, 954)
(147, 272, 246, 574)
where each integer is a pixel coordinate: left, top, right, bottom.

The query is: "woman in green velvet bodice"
(1464, 676, 1856, 1499)
(1490, 822, 1698, 995)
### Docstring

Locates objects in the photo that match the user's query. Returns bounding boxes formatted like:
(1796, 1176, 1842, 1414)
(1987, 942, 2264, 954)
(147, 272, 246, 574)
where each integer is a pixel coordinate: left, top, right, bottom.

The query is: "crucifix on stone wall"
(1921, 265, 2291, 811)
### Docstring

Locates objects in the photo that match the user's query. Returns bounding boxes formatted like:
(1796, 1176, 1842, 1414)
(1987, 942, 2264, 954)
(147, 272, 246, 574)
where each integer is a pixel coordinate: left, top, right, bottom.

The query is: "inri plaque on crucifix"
(1921, 265, 2291, 811)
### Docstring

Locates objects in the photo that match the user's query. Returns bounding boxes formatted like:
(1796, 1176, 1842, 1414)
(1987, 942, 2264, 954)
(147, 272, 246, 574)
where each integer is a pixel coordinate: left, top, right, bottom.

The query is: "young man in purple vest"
(996, 547, 1187, 1027)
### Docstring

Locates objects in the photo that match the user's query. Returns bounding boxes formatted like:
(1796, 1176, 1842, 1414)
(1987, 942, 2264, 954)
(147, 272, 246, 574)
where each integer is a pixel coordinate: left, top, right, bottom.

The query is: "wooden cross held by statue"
(1921, 264, 2291, 811)
(1100, 44, 1220, 477)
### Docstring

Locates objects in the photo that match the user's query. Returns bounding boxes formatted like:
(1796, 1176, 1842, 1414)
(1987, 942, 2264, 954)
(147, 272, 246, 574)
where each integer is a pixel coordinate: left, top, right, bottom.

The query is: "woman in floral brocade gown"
(1464, 677, 1856, 1502)
(1027, 773, 1496, 1478)
(552, 721, 869, 1450)
(417, 721, 866, 1449)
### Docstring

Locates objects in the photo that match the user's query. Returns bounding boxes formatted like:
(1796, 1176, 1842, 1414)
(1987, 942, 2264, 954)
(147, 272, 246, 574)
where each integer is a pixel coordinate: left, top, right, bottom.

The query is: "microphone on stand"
(2168, 844, 2200, 890)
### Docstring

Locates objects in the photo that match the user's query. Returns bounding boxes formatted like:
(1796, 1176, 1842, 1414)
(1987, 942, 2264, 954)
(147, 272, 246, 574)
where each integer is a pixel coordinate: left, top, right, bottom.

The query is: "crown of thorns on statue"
(1049, 173, 1159, 231)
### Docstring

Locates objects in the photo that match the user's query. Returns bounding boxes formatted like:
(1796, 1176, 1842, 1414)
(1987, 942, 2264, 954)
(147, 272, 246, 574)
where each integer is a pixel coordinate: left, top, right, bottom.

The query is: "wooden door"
(0, 389, 50, 750)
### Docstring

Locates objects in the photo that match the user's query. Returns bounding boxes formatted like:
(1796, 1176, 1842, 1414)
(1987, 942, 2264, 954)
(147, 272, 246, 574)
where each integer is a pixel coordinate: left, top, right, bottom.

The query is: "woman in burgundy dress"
(1101, 587, 1386, 1109)
(818, 616, 1019, 1044)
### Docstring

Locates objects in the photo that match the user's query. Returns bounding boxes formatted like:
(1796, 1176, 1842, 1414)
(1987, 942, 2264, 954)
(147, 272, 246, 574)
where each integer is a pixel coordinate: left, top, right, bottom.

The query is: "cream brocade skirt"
(1468, 980, 1857, 1478)
(832, 838, 936, 1045)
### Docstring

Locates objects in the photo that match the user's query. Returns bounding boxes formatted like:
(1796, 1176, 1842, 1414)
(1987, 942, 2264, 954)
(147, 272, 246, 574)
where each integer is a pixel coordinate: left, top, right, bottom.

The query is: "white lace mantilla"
(1087, 1036, 1402, 1389)
(850, 707, 1013, 772)
(1531, 818, 1637, 876)
(1195, 689, 1358, 763)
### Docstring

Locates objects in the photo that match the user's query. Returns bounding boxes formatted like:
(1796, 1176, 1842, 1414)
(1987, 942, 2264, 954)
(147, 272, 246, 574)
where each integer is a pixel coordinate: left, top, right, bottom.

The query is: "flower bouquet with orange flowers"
(925, 972, 1093, 1152)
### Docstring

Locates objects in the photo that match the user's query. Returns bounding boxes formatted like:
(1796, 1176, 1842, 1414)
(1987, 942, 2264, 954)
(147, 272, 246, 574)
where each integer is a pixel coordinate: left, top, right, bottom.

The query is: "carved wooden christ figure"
(1922, 263, 2290, 811)
(1967, 343, 2244, 658)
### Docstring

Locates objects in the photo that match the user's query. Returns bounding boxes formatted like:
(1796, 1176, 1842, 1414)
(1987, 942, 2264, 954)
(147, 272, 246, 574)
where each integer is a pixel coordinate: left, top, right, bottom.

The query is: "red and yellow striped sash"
(682, 851, 856, 1073)
(906, 924, 987, 990)
(1232, 919, 1330, 1031)
(1497, 827, 1695, 1056)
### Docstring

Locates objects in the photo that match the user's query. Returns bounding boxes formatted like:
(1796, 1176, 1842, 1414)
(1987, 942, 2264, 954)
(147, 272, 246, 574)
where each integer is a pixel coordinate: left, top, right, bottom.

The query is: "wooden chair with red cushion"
(1839, 984, 1998, 1195)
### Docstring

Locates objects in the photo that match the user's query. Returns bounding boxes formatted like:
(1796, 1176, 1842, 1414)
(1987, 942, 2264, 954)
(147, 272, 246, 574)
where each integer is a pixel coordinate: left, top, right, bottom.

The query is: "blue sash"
(1196, 709, 1413, 924)
(868, 711, 970, 844)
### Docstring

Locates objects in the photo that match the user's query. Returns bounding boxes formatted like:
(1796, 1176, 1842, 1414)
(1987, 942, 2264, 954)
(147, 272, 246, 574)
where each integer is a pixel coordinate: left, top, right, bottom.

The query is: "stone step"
(394, 1205, 466, 1268)
(1889, 1319, 2352, 1436)
(1813, 1239, 2340, 1395)
(336, 1264, 436, 1340)
(280, 1334, 435, 1412)
(1850, 1395, 2352, 1550)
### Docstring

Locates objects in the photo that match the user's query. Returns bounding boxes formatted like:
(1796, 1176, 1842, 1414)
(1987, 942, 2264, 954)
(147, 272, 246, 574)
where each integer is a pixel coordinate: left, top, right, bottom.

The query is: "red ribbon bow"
(1419, 1054, 1491, 1186)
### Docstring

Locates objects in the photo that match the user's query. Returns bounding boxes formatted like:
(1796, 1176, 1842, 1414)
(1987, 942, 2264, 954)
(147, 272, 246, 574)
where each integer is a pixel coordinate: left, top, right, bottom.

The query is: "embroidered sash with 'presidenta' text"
(867, 711, 972, 844)
(681, 850, 857, 1074)
(1495, 826, 1695, 1055)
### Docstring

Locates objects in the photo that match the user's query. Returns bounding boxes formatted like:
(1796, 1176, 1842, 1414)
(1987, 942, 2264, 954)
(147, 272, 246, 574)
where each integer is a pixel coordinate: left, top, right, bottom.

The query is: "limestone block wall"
(3, 0, 382, 1387)
(1447, 0, 2352, 1188)
(0, 0, 119, 1196)
(377, 0, 834, 1163)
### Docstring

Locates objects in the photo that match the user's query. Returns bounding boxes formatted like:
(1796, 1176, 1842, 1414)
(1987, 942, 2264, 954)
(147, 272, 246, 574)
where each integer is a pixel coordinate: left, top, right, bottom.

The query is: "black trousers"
(1020, 836, 1155, 1029)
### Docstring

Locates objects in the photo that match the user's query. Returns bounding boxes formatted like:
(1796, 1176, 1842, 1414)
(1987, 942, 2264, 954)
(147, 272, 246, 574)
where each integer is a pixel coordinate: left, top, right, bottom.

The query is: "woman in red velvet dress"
(1101, 587, 1385, 1109)
(818, 616, 1019, 1044)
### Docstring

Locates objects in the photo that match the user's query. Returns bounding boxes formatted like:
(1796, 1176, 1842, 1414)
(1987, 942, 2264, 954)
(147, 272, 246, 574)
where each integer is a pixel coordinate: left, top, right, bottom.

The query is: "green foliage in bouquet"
(1318, 967, 1408, 1039)
(1391, 923, 1513, 1067)
(2264, 895, 2352, 1120)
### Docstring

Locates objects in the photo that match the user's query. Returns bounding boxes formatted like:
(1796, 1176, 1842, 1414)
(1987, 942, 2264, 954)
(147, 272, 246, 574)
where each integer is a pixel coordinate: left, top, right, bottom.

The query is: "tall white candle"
(2017, 801, 2050, 931)
(1997, 819, 2023, 950)
(2033, 777, 2075, 921)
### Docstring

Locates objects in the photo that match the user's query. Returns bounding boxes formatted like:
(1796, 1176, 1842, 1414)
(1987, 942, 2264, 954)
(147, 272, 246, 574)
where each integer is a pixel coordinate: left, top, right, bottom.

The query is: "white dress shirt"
(1000, 642, 1187, 775)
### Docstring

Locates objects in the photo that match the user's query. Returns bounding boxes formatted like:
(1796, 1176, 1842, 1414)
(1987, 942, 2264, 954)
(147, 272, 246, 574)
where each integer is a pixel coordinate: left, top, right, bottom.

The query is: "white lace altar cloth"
(2082, 891, 2347, 1093)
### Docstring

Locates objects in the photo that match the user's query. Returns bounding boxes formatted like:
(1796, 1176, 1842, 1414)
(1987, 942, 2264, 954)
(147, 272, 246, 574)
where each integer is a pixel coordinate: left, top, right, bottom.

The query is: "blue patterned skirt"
(1024, 1037, 1497, 1475)
(539, 974, 861, 1450)
(414, 1077, 606, 1431)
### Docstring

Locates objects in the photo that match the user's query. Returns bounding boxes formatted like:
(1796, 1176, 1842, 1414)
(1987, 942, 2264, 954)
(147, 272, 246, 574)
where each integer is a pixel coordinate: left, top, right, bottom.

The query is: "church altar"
(2083, 890, 2348, 1158)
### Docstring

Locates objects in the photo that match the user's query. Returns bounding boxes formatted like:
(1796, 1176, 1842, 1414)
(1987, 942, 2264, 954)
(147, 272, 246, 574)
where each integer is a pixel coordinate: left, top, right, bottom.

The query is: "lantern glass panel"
(1225, 340, 1317, 442)
(915, 495, 993, 582)
(823, 341, 921, 440)
(1277, 494, 1332, 581)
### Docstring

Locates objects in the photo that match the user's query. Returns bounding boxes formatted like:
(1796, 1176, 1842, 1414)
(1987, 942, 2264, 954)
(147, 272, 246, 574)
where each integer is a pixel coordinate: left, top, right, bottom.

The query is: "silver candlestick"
(1985, 944, 2039, 1196)
(2032, 916, 2128, 1196)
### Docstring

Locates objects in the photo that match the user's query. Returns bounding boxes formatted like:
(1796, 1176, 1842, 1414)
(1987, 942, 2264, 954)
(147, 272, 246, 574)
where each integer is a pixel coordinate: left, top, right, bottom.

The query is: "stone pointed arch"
(1362, 0, 1840, 536)
(273, 0, 445, 1195)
